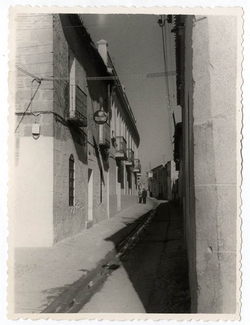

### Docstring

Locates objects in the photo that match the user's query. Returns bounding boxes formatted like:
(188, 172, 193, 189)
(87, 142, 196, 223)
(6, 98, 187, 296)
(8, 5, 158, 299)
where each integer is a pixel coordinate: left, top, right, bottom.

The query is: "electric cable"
(15, 80, 41, 133)
(160, 15, 174, 151)
(165, 20, 176, 132)
(16, 64, 175, 81)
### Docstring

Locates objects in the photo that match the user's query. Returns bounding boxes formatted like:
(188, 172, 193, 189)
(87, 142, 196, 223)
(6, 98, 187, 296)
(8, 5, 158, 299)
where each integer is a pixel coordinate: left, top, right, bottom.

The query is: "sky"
(81, 14, 181, 180)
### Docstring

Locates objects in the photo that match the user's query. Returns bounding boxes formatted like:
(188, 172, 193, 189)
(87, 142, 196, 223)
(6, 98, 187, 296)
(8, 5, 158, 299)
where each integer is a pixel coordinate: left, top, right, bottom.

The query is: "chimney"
(97, 39, 108, 66)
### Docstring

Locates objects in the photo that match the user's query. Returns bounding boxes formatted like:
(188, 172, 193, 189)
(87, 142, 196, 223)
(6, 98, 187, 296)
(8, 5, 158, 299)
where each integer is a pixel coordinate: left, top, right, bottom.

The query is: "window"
(117, 161, 124, 189)
(69, 48, 76, 112)
(68, 48, 87, 127)
(69, 154, 75, 206)
(127, 167, 132, 190)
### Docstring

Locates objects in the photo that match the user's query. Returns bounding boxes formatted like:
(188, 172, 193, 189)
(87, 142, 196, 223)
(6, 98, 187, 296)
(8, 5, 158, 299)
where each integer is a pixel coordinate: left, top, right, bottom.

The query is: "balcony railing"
(99, 123, 110, 148)
(125, 149, 134, 166)
(134, 159, 141, 173)
(68, 84, 88, 127)
(115, 136, 127, 160)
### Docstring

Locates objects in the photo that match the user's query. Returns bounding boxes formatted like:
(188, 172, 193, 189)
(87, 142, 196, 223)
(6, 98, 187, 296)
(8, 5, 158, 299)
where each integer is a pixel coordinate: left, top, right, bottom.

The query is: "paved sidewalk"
(12, 199, 159, 315)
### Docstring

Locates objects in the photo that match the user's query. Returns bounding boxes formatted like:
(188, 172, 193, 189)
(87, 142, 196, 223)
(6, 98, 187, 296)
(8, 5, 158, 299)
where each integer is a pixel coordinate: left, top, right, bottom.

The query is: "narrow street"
(11, 12, 241, 319)
(79, 202, 190, 313)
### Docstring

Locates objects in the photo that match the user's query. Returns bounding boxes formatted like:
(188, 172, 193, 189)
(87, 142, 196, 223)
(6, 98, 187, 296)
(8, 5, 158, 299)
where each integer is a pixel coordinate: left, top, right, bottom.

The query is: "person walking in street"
(142, 188, 147, 204)
(138, 188, 142, 203)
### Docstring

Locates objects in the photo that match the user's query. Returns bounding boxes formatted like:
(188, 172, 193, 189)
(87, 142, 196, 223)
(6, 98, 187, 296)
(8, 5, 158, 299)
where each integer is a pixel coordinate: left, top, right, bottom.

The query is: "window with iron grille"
(69, 154, 75, 206)
(117, 161, 124, 189)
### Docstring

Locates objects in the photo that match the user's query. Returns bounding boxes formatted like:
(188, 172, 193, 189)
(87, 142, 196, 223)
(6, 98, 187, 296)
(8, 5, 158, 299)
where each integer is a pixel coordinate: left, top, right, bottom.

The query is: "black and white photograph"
(5, 5, 245, 322)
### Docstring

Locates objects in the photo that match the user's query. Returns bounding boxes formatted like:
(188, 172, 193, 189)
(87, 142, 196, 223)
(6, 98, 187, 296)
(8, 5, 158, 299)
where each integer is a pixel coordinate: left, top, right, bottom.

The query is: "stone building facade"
(147, 164, 167, 199)
(147, 161, 178, 200)
(173, 13, 241, 314)
(14, 13, 141, 247)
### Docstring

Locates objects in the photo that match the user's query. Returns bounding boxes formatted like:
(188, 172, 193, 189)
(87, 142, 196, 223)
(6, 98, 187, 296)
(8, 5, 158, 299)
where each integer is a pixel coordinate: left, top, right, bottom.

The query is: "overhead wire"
(15, 64, 175, 81)
(160, 15, 174, 151)
(165, 19, 176, 132)
(16, 65, 41, 82)
(16, 24, 103, 31)
(15, 79, 41, 133)
(16, 43, 53, 49)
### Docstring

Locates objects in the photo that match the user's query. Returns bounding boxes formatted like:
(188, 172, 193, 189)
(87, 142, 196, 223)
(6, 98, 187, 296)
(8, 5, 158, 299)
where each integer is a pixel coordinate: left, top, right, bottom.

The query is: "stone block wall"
(109, 195, 118, 218)
(14, 14, 55, 247)
(15, 13, 54, 114)
(182, 15, 197, 312)
(14, 13, 140, 246)
(108, 157, 118, 217)
(52, 15, 87, 244)
(52, 14, 109, 242)
(191, 15, 238, 313)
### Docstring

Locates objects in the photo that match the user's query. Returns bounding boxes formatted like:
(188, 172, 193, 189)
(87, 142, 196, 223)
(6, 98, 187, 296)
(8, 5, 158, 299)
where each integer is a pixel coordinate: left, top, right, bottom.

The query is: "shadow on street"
(105, 201, 191, 313)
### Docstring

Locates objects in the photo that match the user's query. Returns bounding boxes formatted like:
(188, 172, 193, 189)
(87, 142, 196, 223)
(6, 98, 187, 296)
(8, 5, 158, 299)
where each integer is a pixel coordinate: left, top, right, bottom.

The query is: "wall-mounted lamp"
(32, 123, 40, 140)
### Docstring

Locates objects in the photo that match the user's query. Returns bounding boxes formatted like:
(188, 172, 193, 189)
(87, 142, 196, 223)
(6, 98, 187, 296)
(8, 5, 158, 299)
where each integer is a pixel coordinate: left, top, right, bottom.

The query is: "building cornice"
(107, 54, 140, 147)
(59, 14, 140, 147)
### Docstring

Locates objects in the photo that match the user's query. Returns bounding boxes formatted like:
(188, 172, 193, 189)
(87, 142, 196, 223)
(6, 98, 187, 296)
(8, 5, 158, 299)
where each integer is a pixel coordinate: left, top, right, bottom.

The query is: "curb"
(42, 207, 157, 313)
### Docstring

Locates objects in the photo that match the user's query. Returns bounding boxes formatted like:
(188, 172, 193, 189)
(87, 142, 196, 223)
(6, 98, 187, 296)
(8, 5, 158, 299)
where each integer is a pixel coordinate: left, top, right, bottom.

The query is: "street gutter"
(42, 208, 157, 313)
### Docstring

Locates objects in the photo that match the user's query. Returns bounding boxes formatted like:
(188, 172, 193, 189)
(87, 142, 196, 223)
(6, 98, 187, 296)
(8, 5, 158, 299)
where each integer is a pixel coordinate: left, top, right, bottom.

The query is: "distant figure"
(142, 188, 147, 204)
(138, 189, 142, 203)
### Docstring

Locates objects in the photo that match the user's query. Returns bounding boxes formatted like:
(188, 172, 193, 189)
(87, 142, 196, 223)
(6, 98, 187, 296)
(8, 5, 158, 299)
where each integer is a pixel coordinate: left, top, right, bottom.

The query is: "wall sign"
(93, 110, 108, 125)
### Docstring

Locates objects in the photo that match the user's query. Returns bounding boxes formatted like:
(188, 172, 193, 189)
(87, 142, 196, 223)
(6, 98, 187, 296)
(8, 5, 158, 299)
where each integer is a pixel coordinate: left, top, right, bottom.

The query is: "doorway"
(88, 169, 93, 221)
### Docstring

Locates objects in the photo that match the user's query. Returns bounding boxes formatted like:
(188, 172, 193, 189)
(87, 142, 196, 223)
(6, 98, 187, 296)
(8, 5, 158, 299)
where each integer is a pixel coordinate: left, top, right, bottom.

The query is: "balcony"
(115, 136, 127, 160)
(99, 123, 110, 148)
(124, 149, 134, 166)
(68, 85, 88, 127)
(134, 159, 141, 174)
